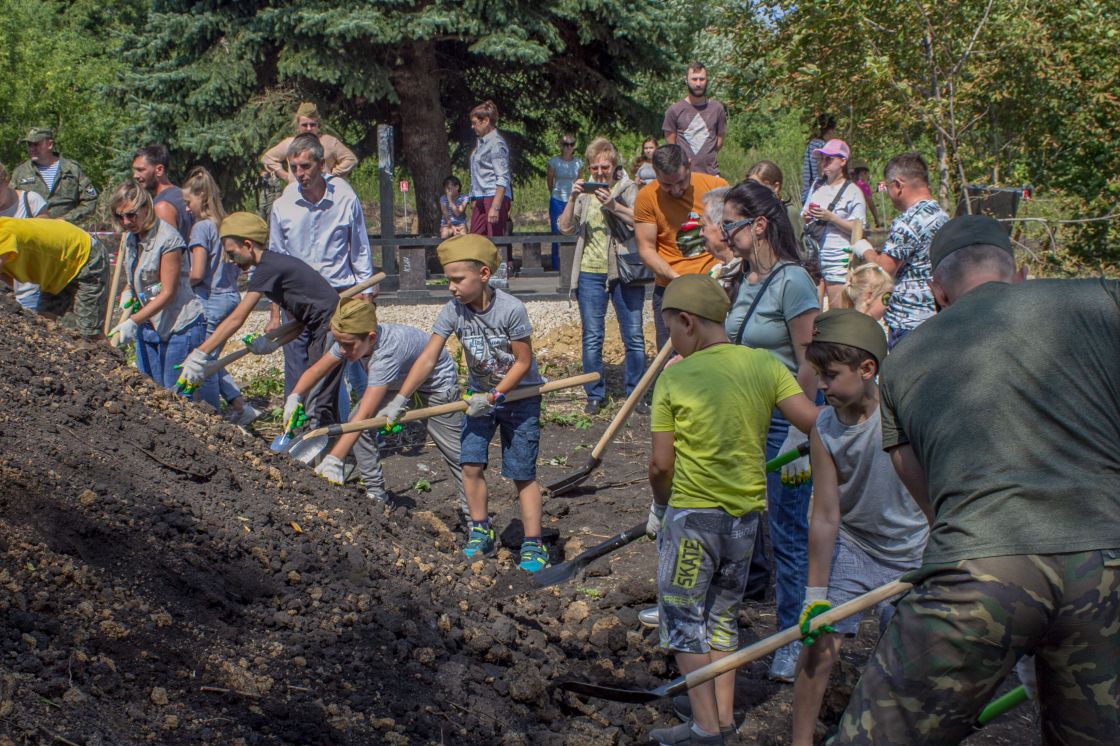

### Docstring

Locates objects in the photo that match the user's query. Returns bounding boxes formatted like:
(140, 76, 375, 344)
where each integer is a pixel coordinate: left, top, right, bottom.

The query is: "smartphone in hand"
(581, 181, 610, 193)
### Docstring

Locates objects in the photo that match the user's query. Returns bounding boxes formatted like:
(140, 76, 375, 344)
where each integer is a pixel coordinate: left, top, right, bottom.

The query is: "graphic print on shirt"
(461, 328, 516, 388)
(682, 114, 710, 160)
(677, 212, 705, 257)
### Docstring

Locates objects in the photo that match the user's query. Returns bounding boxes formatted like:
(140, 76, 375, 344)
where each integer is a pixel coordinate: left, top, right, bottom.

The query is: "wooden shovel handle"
(681, 579, 912, 691)
(301, 372, 600, 440)
(102, 234, 127, 335)
(203, 272, 385, 376)
(590, 341, 674, 460)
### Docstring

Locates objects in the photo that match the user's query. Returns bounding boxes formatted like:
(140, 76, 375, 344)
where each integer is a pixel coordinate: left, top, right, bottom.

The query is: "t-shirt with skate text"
(330, 322, 458, 395)
(431, 288, 544, 393)
(247, 251, 338, 333)
(662, 99, 727, 176)
(881, 199, 949, 333)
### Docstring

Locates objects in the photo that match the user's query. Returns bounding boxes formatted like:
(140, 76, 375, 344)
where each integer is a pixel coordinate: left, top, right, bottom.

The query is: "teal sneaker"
(462, 524, 496, 558)
(518, 540, 550, 573)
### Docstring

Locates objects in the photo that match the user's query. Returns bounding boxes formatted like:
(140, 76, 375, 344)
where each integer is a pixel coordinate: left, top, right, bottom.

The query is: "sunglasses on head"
(720, 217, 755, 243)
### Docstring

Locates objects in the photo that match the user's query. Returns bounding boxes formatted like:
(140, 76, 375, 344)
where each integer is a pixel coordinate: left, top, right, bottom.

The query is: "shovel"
(202, 272, 386, 379)
(558, 578, 912, 703)
(544, 341, 674, 497)
(532, 443, 813, 589)
(286, 372, 601, 464)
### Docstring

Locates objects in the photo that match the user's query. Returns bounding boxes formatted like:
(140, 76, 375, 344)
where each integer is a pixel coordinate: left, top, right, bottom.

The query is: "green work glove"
(799, 587, 834, 646)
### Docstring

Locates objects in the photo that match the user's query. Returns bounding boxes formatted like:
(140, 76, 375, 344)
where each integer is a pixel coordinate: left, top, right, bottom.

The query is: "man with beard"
(132, 144, 193, 242)
(663, 63, 728, 177)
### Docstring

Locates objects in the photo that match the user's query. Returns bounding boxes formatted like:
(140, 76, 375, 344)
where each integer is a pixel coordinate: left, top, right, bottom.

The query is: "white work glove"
(109, 318, 138, 348)
(282, 393, 303, 430)
(376, 393, 409, 425)
(313, 455, 345, 485)
(246, 334, 280, 355)
(646, 501, 667, 540)
(464, 392, 495, 418)
(779, 427, 811, 486)
(178, 348, 211, 386)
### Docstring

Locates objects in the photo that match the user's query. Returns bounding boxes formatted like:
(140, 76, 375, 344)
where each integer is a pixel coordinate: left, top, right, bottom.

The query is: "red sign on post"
(399, 180, 409, 193)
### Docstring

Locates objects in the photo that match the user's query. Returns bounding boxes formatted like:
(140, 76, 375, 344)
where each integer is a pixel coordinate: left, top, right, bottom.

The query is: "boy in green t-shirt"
(647, 274, 818, 745)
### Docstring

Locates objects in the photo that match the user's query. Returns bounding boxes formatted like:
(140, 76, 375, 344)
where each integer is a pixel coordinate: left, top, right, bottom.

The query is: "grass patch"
(542, 411, 593, 429)
(576, 587, 603, 599)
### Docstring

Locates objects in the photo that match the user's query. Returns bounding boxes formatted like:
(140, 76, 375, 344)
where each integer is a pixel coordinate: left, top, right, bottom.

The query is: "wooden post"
(557, 237, 576, 293)
(377, 125, 398, 289)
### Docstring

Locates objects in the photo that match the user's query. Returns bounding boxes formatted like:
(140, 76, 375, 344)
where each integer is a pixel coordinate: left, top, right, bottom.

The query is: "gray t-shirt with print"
(331, 322, 458, 395)
(432, 289, 544, 392)
(816, 406, 928, 563)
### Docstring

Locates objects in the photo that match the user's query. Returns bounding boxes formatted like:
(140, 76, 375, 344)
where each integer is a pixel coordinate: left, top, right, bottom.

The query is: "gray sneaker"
(638, 607, 659, 628)
(648, 720, 724, 745)
(227, 403, 261, 428)
(671, 697, 740, 737)
(768, 640, 803, 683)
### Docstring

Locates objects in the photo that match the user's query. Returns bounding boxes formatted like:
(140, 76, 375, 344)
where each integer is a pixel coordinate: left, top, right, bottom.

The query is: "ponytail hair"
(724, 180, 801, 265)
(182, 166, 227, 224)
(470, 100, 500, 126)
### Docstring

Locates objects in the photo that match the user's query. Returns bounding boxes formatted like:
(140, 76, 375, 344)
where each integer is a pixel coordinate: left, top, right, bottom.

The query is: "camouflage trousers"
(829, 549, 1120, 745)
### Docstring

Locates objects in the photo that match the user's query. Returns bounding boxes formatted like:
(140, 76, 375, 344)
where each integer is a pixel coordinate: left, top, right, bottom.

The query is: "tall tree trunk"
(391, 42, 452, 236)
(936, 131, 951, 211)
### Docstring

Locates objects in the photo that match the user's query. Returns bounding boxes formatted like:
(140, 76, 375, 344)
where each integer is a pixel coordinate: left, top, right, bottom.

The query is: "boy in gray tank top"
(790, 309, 929, 746)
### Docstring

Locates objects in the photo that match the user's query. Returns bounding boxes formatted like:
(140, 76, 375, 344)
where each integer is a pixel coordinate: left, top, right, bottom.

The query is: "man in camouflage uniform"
(11, 128, 98, 225)
(829, 215, 1120, 745)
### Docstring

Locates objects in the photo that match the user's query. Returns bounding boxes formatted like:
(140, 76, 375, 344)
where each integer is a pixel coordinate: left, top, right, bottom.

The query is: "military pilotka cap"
(331, 297, 378, 336)
(295, 102, 320, 119)
(929, 214, 1013, 271)
(25, 127, 54, 143)
(220, 212, 269, 245)
(662, 274, 730, 323)
(437, 234, 499, 272)
(811, 308, 888, 365)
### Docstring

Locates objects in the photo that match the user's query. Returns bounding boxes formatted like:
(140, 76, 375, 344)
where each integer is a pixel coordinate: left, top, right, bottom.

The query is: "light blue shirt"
(268, 176, 374, 291)
(469, 130, 512, 199)
(548, 156, 583, 201)
(725, 264, 819, 373)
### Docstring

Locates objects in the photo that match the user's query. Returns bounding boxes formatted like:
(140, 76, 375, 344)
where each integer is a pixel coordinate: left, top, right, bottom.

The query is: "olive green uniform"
(11, 158, 98, 225)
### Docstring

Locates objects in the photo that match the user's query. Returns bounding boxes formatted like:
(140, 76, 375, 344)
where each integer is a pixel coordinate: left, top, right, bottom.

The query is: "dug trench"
(0, 296, 1037, 745)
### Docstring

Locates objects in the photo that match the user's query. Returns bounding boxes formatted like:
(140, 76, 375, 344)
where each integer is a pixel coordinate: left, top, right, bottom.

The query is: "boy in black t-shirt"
(177, 212, 342, 428)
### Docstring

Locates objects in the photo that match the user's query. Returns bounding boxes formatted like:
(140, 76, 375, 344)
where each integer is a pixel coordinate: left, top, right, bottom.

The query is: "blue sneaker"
(518, 540, 550, 572)
(462, 524, 496, 558)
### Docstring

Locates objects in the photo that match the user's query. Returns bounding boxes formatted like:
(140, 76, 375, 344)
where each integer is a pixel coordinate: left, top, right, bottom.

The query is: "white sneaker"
(768, 640, 802, 683)
(227, 404, 261, 428)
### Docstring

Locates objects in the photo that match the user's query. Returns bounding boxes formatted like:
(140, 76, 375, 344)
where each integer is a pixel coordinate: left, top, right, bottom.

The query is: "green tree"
(120, 0, 701, 233)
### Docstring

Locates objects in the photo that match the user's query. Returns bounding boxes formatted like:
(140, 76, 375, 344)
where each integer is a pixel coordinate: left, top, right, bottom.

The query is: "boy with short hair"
(648, 274, 818, 745)
(379, 234, 549, 572)
(790, 308, 929, 746)
(288, 297, 467, 517)
(176, 212, 342, 428)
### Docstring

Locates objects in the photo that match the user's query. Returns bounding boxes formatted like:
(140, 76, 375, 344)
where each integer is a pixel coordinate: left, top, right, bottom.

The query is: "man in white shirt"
(268, 133, 376, 397)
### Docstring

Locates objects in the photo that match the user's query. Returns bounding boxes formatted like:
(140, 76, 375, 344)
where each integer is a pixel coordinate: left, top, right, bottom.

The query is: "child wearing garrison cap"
(647, 274, 818, 746)
(791, 308, 929, 746)
(378, 235, 550, 572)
(288, 298, 467, 515)
(177, 212, 343, 429)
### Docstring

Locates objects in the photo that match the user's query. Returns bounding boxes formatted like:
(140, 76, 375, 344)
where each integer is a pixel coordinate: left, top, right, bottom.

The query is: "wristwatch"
(488, 389, 506, 405)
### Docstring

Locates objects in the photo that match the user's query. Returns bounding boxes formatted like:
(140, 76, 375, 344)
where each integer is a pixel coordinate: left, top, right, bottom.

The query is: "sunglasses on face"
(720, 217, 755, 243)
(561, 141, 575, 147)
(115, 209, 140, 221)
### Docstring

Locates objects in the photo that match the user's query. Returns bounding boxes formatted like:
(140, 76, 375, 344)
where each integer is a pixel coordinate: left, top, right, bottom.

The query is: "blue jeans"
(196, 287, 243, 404)
(765, 408, 813, 630)
(652, 284, 669, 351)
(135, 316, 219, 410)
(459, 395, 541, 481)
(549, 197, 566, 270)
(576, 272, 646, 402)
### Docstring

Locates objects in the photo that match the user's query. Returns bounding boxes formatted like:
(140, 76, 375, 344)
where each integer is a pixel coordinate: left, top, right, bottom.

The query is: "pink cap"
(813, 138, 850, 159)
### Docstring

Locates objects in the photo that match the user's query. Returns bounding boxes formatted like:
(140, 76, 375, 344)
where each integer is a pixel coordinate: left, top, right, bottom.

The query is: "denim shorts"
(459, 395, 541, 481)
(827, 532, 919, 635)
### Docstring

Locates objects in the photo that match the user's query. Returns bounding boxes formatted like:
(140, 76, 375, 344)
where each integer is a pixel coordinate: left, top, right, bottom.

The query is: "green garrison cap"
(220, 212, 269, 245)
(25, 127, 54, 143)
(812, 308, 888, 364)
(930, 214, 1012, 272)
(662, 274, 730, 323)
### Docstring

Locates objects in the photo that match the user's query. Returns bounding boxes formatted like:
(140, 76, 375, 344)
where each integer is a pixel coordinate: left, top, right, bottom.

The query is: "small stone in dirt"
(164, 715, 179, 729)
(150, 686, 169, 705)
(507, 663, 547, 703)
(563, 600, 590, 625)
(62, 687, 88, 704)
(78, 489, 97, 506)
(104, 401, 122, 414)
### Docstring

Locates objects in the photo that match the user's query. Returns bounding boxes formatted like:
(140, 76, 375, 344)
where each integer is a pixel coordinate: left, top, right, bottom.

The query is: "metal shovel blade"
(270, 432, 293, 452)
(288, 435, 329, 464)
(531, 523, 646, 588)
(556, 679, 672, 705)
(542, 456, 601, 497)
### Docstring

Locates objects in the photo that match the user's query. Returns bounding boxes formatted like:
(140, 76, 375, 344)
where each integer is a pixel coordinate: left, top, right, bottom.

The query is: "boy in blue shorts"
(379, 234, 549, 573)
(648, 274, 818, 745)
(791, 309, 929, 746)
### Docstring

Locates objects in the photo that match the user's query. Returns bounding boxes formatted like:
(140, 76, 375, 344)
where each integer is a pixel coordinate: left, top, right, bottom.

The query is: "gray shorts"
(827, 532, 919, 635)
(657, 507, 759, 654)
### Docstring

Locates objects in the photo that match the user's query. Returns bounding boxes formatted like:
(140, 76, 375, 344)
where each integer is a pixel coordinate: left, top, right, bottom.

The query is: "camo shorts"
(829, 549, 1120, 745)
(657, 506, 759, 654)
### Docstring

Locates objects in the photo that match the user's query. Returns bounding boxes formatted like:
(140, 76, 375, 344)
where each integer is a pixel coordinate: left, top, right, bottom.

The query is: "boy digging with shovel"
(288, 297, 467, 517)
(378, 234, 550, 573)
(647, 274, 818, 745)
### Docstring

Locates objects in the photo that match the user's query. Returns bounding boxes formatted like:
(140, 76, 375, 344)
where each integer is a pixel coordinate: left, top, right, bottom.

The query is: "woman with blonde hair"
(108, 181, 217, 407)
(260, 102, 358, 184)
(181, 167, 258, 425)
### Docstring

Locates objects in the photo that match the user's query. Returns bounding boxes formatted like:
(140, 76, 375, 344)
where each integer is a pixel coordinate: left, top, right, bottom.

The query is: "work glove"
(313, 455, 345, 485)
(779, 428, 811, 486)
(282, 393, 303, 431)
(464, 392, 495, 418)
(646, 501, 667, 540)
(178, 348, 212, 386)
(244, 333, 280, 355)
(376, 394, 409, 426)
(119, 290, 141, 313)
(799, 586, 834, 646)
(109, 318, 138, 348)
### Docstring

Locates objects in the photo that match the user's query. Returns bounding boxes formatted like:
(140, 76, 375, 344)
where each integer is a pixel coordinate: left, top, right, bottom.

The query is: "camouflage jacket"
(10, 158, 97, 225)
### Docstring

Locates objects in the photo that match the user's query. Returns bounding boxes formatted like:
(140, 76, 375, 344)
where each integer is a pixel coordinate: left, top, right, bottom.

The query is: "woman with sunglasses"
(722, 180, 821, 683)
(108, 181, 218, 408)
(547, 133, 583, 271)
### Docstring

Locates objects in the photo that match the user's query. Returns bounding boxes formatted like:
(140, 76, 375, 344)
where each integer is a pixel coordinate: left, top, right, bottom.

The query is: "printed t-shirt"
(724, 264, 819, 373)
(651, 343, 803, 516)
(880, 278, 1120, 564)
(0, 216, 90, 294)
(431, 288, 544, 392)
(633, 173, 728, 286)
(881, 199, 950, 333)
(247, 251, 338, 332)
(815, 406, 928, 563)
(662, 99, 727, 175)
(579, 203, 609, 274)
(330, 322, 458, 395)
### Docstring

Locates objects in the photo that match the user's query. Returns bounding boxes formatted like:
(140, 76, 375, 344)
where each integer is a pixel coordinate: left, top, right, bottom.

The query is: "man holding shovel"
(176, 212, 342, 429)
(829, 215, 1120, 744)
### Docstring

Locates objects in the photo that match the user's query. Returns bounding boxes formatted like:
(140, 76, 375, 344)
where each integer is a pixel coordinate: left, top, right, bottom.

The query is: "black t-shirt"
(248, 251, 338, 331)
(880, 278, 1120, 564)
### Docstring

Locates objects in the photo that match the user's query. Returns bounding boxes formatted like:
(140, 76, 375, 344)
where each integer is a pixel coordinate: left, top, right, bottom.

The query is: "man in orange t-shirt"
(635, 143, 729, 349)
